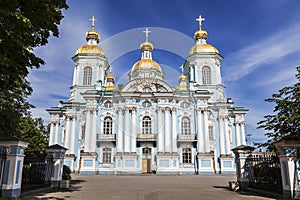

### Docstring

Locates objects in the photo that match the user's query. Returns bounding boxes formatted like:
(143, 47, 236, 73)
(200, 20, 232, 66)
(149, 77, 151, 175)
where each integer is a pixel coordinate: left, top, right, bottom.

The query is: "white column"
(70, 117, 76, 155)
(124, 108, 130, 153)
(55, 121, 59, 144)
(197, 109, 204, 153)
(84, 110, 91, 152)
(241, 122, 246, 145)
(190, 66, 194, 82)
(117, 108, 123, 152)
(49, 122, 54, 145)
(171, 108, 177, 153)
(91, 109, 97, 152)
(235, 123, 241, 147)
(164, 108, 170, 152)
(219, 117, 225, 155)
(65, 116, 70, 153)
(131, 108, 136, 153)
(157, 107, 163, 152)
(73, 66, 77, 85)
(224, 117, 231, 155)
(204, 110, 210, 153)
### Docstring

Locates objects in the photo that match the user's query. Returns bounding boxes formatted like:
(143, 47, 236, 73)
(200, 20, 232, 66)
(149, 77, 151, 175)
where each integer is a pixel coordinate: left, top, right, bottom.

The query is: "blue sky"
(28, 0, 300, 145)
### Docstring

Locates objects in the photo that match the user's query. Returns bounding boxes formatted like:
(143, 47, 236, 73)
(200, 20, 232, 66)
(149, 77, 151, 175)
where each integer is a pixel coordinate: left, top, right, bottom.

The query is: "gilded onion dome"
(131, 59, 162, 73)
(189, 15, 219, 55)
(75, 16, 105, 56)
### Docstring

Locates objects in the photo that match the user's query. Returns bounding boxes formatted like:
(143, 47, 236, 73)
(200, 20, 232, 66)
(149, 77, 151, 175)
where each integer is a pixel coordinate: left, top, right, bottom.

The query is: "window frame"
(103, 116, 113, 135)
(102, 147, 112, 164)
(181, 117, 191, 135)
(202, 66, 211, 85)
(83, 66, 92, 85)
(182, 148, 192, 164)
(142, 116, 151, 134)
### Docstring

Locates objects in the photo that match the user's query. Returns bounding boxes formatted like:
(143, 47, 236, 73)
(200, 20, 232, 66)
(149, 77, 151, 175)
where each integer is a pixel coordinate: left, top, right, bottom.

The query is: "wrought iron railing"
(137, 133, 156, 141)
(177, 134, 196, 141)
(97, 134, 116, 141)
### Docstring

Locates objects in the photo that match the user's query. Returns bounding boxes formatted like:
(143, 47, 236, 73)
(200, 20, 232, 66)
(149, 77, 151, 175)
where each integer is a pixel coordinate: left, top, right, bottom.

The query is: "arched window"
(83, 67, 92, 85)
(142, 116, 151, 134)
(202, 66, 211, 85)
(103, 116, 113, 135)
(181, 117, 191, 135)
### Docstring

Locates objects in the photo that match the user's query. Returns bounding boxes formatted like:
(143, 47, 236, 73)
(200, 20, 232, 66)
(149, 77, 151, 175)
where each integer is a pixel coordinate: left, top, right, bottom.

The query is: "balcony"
(177, 134, 196, 142)
(137, 133, 156, 141)
(97, 134, 116, 141)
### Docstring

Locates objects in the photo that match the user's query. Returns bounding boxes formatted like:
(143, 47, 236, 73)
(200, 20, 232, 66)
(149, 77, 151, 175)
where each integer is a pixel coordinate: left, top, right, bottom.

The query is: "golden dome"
(75, 44, 105, 55)
(140, 41, 154, 51)
(194, 29, 208, 40)
(178, 74, 187, 81)
(107, 75, 115, 82)
(106, 85, 115, 91)
(131, 59, 162, 73)
(177, 85, 187, 90)
(189, 43, 219, 55)
(86, 29, 100, 43)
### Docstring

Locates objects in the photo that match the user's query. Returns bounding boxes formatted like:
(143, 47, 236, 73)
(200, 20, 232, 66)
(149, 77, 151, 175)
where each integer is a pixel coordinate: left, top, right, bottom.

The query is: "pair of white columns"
(64, 115, 78, 154)
(219, 116, 231, 155)
(117, 108, 137, 153)
(235, 122, 246, 146)
(197, 109, 210, 153)
(49, 119, 60, 145)
(157, 107, 177, 153)
(84, 109, 97, 153)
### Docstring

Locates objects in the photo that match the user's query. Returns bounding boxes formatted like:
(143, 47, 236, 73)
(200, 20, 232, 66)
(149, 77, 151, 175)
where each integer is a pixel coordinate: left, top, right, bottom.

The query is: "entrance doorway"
(142, 147, 151, 173)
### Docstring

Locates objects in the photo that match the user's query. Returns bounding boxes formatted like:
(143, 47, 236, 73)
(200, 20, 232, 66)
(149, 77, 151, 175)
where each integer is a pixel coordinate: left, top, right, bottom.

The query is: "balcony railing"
(177, 134, 196, 142)
(137, 133, 156, 141)
(97, 134, 116, 141)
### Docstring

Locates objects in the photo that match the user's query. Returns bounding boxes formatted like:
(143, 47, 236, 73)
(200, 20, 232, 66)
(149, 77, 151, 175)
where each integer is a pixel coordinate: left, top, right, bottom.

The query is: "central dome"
(131, 59, 162, 73)
(75, 44, 104, 55)
(189, 43, 219, 55)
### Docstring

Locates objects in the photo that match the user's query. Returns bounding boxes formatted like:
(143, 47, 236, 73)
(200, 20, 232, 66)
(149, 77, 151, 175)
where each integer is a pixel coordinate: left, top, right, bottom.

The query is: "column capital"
(171, 107, 177, 112)
(165, 107, 170, 111)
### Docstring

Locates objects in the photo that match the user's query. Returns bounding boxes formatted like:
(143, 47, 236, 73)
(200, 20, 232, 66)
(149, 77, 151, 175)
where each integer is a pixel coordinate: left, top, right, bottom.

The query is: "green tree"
(17, 116, 49, 158)
(0, 0, 68, 137)
(258, 66, 300, 146)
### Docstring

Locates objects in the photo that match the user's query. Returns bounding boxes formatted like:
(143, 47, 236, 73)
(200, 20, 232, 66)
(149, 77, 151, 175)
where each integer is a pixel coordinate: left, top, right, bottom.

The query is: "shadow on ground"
(20, 179, 86, 200)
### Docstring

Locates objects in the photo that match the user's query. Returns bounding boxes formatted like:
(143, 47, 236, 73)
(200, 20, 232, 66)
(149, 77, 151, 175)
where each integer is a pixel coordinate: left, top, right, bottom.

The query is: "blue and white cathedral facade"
(47, 16, 248, 174)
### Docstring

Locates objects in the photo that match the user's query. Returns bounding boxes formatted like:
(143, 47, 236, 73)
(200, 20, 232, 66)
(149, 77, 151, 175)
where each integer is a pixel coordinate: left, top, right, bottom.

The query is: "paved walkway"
(20, 174, 281, 200)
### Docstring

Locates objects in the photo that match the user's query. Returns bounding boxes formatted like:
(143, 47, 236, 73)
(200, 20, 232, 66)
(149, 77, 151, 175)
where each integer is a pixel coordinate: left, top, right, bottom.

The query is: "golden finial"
(89, 16, 97, 30)
(196, 15, 205, 30)
(143, 27, 151, 42)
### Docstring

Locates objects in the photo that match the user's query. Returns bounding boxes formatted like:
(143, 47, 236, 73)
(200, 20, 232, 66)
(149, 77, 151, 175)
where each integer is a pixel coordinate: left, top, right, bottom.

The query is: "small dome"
(131, 59, 162, 73)
(194, 29, 208, 40)
(75, 44, 105, 55)
(107, 74, 115, 82)
(178, 74, 187, 81)
(140, 41, 154, 51)
(189, 43, 219, 55)
(86, 29, 100, 43)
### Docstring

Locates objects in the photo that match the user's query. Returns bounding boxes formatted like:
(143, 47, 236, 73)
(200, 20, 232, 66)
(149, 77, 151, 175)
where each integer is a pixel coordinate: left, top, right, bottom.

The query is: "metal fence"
(0, 147, 7, 195)
(22, 156, 53, 192)
(246, 153, 282, 192)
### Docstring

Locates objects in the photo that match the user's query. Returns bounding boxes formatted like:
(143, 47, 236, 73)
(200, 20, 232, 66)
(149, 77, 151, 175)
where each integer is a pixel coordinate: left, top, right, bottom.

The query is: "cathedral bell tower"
(69, 16, 109, 102)
(185, 16, 225, 102)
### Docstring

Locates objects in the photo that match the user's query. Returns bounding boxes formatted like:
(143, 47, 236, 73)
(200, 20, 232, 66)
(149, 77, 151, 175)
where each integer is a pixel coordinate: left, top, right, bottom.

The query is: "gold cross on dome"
(143, 28, 151, 42)
(196, 15, 205, 30)
(89, 16, 97, 29)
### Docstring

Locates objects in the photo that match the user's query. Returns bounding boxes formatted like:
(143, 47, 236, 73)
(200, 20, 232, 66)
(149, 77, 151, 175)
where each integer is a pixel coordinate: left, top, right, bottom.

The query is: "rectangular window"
(209, 126, 214, 140)
(182, 148, 192, 164)
(102, 147, 111, 163)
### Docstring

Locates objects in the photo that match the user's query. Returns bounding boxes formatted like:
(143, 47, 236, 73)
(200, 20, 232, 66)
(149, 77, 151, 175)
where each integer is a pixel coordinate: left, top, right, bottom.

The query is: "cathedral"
(47, 16, 248, 174)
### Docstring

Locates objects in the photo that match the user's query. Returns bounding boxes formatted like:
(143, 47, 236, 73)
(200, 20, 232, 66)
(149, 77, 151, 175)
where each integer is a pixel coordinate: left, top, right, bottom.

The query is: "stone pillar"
(204, 110, 210, 153)
(46, 144, 68, 187)
(240, 122, 246, 145)
(171, 108, 177, 153)
(219, 116, 225, 156)
(117, 108, 123, 152)
(124, 108, 130, 153)
(64, 116, 70, 153)
(224, 117, 231, 155)
(49, 122, 54, 145)
(131, 107, 136, 153)
(197, 109, 204, 153)
(55, 120, 59, 144)
(164, 108, 170, 152)
(91, 109, 97, 152)
(70, 116, 76, 155)
(235, 123, 241, 147)
(0, 137, 29, 199)
(84, 110, 91, 152)
(157, 107, 163, 152)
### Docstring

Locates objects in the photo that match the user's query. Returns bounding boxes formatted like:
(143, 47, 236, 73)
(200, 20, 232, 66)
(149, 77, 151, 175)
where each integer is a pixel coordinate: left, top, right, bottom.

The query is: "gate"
(246, 153, 282, 192)
(0, 147, 7, 194)
(22, 155, 53, 192)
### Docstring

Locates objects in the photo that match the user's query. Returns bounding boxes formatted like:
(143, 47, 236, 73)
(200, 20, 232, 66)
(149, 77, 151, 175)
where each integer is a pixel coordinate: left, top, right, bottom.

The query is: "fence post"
(274, 140, 300, 199)
(46, 144, 68, 187)
(0, 136, 29, 199)
(232, 145, 255, 190)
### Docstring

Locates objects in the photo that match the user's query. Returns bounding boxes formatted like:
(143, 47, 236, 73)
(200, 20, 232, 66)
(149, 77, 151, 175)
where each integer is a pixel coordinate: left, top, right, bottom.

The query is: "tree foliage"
(258, 66, 300, 146)
(0, 0, 68, 137)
